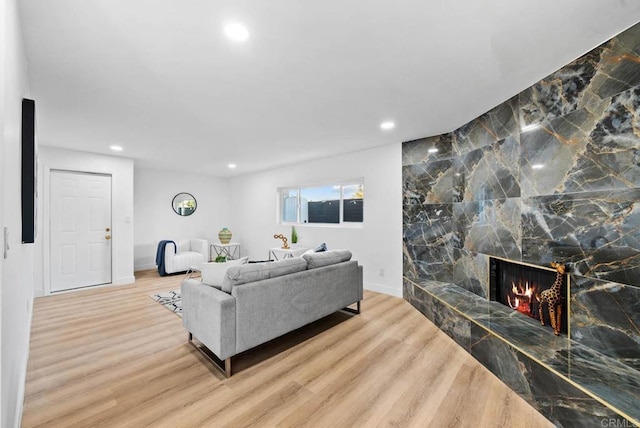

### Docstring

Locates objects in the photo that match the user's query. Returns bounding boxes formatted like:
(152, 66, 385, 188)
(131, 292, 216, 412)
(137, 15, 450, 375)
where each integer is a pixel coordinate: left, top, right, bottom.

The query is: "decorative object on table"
(273, 233, 290, 249)
(172, 193, 197, 216)
(291, 226, 298, 244)
(214, 255, 227, 263)
(218, 227, 232, 244)
(538, 261, 566, 336)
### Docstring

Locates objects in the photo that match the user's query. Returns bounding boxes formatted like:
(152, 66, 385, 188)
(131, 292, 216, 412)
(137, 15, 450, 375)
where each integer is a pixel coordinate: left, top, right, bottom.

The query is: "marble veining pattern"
(403, 204, 453, 247)
(571, 275, 640, 371)
(452, 249, 489, 298)
(519, 22, 640, 127)
(574, 87, 640, 191)
(402, 21, 640, 427)
(470, 325, 627, 427)
(453, 198, 522, 260)
(402, 134, 453, 165)
(453, 136, 520, 202)
(453, 96, 519, 155)
(403, 244, 453, 283)
(521, 87, 640, 197)
(405, 279, 640, 426)
(521, 189, 640, 287)
(520, 100, 607, 198)
(402, 160, 452, 205)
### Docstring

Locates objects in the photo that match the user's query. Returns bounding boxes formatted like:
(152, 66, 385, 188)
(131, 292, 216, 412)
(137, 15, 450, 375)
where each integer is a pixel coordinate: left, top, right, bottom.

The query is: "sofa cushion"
(201, 257, 248, 288)
(222, 257, 308, 293)
(303, 249, 352, 269)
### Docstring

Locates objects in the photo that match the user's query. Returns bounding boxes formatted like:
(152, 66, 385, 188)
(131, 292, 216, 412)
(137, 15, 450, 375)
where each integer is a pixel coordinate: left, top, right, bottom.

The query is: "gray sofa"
(181, 249, 363, 376)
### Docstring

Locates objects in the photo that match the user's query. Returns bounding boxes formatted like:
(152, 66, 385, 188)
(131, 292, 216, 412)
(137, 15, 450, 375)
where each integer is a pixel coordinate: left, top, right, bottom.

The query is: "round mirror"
(172, 192, 197, 216)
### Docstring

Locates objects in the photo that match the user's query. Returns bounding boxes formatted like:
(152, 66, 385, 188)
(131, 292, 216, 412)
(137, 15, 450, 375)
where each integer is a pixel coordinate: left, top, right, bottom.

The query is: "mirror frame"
(172, 192, 197, 216)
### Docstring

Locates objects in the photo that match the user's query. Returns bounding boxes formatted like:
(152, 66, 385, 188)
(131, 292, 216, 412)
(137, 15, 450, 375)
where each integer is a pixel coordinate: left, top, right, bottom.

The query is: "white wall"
(36, 147, 135, 296)
(1, 0, 33, 426)
(134, 168, 231, 271)
(228, 144, 403, 296)
(0, 0, 5, 421)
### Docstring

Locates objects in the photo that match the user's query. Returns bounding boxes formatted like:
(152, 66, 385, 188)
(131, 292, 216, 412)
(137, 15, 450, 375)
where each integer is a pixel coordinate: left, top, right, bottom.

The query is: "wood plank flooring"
(22, 270, 553, 427)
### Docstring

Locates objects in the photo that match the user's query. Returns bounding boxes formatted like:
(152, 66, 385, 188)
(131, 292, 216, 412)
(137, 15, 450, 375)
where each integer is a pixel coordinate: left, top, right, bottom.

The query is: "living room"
(2, 1, 640, 427)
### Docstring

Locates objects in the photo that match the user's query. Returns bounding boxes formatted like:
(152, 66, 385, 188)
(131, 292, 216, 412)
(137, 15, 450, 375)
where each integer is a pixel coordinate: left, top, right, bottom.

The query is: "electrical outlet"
(379, 267, 385, 277)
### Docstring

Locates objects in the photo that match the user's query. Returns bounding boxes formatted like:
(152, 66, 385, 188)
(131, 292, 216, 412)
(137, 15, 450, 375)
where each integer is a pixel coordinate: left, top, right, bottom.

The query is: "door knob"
(106, 227, 110, 232)
(105, 235, 111, 240)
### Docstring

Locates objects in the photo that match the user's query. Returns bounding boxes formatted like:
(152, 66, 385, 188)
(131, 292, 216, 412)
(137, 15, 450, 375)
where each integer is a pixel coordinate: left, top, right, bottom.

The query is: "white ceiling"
(18, 1, 640, 177)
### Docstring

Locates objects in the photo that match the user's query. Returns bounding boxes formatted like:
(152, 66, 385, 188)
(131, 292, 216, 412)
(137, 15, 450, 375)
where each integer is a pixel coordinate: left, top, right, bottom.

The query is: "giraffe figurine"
(538, 262, 565, 336)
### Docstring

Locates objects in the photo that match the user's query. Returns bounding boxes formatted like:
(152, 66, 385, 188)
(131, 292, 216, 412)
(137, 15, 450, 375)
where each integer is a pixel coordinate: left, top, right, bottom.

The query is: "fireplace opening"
(490, 258, 568, 336)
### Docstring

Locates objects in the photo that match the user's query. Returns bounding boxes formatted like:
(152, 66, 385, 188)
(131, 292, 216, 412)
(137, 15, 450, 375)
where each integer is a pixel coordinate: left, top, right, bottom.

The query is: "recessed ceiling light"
(428, 148, 439, 153)
(228, 163, 237, 169)
(532, 164, 545, 169)
(380, 121, 395, 130)
(224, 23, 249, 42)
(109, 145, 123, 151)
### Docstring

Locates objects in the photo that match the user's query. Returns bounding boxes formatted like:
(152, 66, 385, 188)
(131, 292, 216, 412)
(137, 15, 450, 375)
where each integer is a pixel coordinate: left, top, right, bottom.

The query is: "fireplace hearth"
(490, 258, 568, 336)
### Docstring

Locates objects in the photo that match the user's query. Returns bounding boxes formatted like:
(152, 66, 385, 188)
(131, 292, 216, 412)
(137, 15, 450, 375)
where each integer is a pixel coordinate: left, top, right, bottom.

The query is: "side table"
(210, 242, 240, 261)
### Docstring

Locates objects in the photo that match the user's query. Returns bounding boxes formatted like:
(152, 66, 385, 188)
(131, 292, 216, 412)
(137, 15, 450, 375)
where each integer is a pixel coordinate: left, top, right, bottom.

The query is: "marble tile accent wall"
(403, 21, 640, 426)
(571, 276, 640, 371)
(403, 135, 455, 284)
(522, 189, 640, 285)
(403, 20, 640, 295)
(453, 96, 519, 155)
(405, 280, 639, 427)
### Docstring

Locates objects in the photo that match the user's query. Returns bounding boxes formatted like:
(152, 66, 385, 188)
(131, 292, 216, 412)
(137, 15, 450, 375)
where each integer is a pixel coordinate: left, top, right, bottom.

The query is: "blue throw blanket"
(156, 240, 176, 276)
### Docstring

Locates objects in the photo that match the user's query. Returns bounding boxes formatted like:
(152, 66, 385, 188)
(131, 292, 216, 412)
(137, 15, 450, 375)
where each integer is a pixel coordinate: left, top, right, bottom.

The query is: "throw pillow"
(314, 242, 328, 252)
(201, 257, 248, 288)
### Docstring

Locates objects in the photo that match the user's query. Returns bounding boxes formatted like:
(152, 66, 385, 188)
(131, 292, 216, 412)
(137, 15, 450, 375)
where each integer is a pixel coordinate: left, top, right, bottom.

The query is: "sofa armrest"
(190, 238, 209, 259)
(164, 241, 178, 272)
(181, 278, 236, 360)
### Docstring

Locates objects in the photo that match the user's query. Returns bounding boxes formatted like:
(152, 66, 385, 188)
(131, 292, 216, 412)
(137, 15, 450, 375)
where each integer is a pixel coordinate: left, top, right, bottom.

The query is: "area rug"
(150, 289, 182, 317)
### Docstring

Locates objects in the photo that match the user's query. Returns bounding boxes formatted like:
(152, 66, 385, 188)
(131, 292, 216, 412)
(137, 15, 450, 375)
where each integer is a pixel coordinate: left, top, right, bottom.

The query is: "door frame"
(43, 168, 114, 295)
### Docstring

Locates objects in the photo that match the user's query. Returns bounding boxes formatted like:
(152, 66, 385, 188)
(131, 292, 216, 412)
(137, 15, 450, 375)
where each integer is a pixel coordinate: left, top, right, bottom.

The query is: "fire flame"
(507, 281, 537, 315)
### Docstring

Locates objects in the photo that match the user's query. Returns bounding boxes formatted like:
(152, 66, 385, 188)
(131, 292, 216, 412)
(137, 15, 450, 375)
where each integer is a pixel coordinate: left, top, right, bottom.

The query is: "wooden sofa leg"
(225, 357, 232, 378)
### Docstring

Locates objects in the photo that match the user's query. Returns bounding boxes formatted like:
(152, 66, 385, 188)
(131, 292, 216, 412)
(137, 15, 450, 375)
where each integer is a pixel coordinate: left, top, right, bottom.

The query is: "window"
(279, 181, 364, 225)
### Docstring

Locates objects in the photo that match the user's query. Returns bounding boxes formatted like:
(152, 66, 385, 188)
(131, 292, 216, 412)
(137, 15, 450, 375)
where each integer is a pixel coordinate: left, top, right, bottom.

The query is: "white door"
(50, 171, 112, 292)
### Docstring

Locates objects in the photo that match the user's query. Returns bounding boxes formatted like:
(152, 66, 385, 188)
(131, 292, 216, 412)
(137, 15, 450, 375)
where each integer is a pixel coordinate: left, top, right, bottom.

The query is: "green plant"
(214, 255, 227, 263)
(291, 226, 298, 244)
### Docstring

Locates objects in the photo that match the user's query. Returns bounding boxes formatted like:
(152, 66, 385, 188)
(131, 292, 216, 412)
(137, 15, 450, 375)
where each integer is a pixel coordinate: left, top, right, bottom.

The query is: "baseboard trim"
(113, 276, 136, 285)
(364, 282, 402, 297)
(134, 263, 157, 272)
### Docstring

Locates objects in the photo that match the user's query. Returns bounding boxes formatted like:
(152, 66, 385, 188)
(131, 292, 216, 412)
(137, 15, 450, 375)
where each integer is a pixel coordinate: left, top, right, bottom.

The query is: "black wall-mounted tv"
(21, 98, 36, 244)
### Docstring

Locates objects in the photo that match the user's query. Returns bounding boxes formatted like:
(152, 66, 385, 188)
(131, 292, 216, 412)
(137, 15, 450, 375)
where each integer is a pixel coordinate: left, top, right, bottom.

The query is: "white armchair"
(164, 238, 208, 274)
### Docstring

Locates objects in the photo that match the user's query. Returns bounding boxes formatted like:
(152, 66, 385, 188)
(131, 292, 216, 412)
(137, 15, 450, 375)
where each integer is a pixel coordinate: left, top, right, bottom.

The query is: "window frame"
(278, 179, 364, 227)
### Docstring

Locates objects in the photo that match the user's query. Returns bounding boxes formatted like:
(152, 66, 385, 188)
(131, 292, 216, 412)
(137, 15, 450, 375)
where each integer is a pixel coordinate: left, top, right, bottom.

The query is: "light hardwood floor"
(23, 270, 553, 428)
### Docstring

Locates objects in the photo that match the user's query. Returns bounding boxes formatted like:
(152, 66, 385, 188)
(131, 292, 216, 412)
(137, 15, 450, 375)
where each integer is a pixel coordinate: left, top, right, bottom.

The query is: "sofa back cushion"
(222, 257, 307, 293)
(303, 249, 352, 269)
(175, 239, 190, 252)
